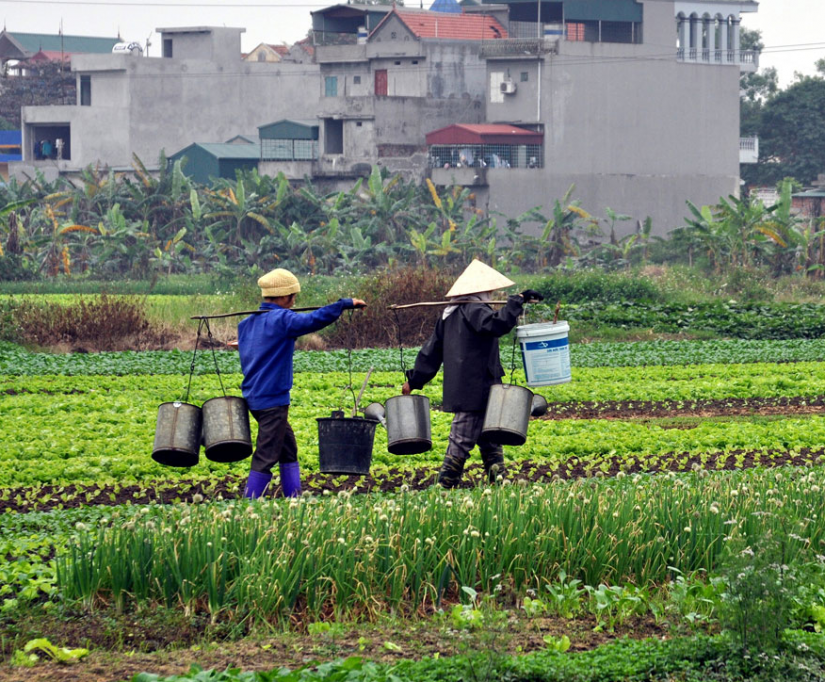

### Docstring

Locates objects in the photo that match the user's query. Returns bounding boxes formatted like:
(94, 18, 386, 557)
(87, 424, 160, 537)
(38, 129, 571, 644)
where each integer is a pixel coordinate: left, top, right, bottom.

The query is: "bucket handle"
(181, 318, 227, 403)
(508, 333, 520, 386)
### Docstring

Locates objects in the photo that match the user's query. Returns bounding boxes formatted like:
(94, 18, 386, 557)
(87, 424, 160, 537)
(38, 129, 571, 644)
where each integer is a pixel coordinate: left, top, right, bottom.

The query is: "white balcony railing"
(740, 136, 759, 164)
(677, 48, 759, 72)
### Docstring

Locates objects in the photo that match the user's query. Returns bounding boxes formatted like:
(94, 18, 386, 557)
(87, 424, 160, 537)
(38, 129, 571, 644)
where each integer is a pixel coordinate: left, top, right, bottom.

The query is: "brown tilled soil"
(3, 446, 824, 515)
(539, 395, 825, 421)
(0, 610, 672, 682)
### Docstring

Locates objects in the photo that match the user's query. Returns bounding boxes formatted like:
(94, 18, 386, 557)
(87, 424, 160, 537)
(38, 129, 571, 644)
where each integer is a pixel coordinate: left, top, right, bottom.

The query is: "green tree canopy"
(742, 74, 825, 187)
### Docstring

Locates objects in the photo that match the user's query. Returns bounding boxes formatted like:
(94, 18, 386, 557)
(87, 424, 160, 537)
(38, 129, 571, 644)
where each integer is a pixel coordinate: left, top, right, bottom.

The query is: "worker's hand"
(352, 298, 368, 309)
(401, 381, 412, 395)
(520, 289, 544, 303)
(227, 340, 239, 351)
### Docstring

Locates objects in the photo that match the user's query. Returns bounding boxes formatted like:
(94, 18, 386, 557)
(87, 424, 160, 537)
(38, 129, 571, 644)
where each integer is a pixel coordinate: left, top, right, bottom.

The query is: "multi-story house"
(12, 26, 321, 181)
(308, 0, 758, 233)
(13, 0, 759, 235)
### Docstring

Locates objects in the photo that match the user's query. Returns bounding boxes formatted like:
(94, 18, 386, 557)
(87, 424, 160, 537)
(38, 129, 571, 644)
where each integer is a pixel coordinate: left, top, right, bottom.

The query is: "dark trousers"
(442, 411, 504, 476)
(250, 405, 298, 474)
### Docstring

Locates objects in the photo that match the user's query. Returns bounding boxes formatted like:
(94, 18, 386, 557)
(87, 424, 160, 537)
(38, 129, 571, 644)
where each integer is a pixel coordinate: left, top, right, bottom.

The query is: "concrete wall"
(319, 62, 372, 97)
(17, 39, 321, 173)
(424, 41, 488, 99)
(477, 0, 741, 236)
(371, 56, 427, 97)
(373, 96, 483, 147)
(367, 16, 424, 58)
(159, 28, 244, 63)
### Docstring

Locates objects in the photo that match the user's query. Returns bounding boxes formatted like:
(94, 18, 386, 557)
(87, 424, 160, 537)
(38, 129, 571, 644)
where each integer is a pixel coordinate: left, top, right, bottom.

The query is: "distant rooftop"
(0, 30, 119, 59)
(388, 9, 508, 40)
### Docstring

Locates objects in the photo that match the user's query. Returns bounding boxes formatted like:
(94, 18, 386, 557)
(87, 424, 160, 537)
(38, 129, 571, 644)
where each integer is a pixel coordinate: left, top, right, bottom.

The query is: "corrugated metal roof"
(173, 143, 261, 160)
(392, 10, 507, 40)
(477, 0, 642, 23)
(5, 31, 120, 55)
(427, 123, 542, 145)
(258, 120, 319, 140)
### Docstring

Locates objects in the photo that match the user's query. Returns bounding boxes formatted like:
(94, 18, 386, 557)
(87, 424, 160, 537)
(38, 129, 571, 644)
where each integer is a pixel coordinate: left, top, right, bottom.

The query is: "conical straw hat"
(446, 259, 515, 298)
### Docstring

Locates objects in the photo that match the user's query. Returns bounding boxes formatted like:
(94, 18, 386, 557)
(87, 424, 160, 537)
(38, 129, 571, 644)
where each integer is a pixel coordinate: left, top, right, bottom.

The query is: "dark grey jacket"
(406, 295, 524, 412)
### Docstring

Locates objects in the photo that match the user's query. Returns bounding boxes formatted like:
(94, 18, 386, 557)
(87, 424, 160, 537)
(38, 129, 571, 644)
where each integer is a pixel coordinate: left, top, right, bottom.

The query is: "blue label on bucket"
(520, 338, 571, 386)
(523, 338, 569, 351)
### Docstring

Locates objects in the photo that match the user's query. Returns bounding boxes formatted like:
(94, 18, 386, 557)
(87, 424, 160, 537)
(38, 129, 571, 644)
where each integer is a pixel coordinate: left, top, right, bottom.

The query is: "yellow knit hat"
(258, 268, 301, 298)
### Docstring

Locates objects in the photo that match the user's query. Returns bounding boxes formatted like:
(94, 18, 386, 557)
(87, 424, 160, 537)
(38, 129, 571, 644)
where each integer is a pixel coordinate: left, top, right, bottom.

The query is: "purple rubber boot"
(280, 462, 302, 498)
(244, 469, 272, 499)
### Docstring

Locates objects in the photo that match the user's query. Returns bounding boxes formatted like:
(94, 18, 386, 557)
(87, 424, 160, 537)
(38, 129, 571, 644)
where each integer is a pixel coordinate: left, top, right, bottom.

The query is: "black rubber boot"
(481, 451, 506, 484)
(437, 454, 466, 489)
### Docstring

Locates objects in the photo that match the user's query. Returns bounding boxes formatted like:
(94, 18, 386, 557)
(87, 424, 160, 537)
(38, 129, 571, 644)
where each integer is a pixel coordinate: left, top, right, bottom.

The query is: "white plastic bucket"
(516, 321, 571, 387)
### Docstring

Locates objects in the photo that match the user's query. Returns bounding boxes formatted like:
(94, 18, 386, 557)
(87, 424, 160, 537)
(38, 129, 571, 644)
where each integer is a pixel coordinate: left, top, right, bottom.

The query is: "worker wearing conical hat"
(239, 268, 367, 500)
(402, 260, 544, 488)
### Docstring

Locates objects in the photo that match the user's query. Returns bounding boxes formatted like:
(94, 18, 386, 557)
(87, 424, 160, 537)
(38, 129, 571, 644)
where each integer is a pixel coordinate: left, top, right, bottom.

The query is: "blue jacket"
(238, 299, 353, 410)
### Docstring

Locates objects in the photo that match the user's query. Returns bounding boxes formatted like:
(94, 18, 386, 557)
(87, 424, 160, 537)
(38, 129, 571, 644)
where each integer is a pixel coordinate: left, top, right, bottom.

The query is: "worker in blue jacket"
(238, 268, 366, 498)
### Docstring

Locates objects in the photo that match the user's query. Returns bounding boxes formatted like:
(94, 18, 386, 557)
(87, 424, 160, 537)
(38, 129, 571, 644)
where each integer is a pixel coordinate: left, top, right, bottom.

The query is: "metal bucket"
(202, 396, 253, 463)
(385, 395, 432, 455)
(152, 401, 202, 467)
(317, 416, 378, 475)
(481, 384, 534, 446)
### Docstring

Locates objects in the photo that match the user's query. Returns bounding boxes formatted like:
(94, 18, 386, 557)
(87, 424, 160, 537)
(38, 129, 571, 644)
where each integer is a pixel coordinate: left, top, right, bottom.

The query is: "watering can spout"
(531, 394, 548, 417)
(364, 402, 387, 428)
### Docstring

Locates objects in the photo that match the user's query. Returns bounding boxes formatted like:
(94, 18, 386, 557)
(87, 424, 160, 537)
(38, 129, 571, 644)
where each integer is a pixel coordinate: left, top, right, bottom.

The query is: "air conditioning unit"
(500, 79, 517, 95)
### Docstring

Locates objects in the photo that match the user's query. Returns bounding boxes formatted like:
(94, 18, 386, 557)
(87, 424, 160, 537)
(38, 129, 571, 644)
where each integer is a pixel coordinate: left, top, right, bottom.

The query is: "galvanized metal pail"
(317, 416, 378, 475)
(385, 395, 432, 455)
(202, 396, 253, 463)
(152, 401, 202, 467)
(481, 384, 534, 446)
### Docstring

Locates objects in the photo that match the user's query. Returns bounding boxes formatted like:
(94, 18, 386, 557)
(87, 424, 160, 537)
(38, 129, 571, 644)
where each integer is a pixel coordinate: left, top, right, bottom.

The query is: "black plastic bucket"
(152, 401, 202, 467)
(316, 417, 378, 475)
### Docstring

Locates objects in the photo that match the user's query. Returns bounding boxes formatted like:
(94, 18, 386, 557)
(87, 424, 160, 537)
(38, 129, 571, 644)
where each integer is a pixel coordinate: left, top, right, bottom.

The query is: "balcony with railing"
(740, 136, 758, 164)
(677, 47, 758, 71)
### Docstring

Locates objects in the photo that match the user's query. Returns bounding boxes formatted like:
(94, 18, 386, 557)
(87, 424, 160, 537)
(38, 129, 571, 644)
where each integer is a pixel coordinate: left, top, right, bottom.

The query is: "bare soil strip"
(0, 611, 669, 682)
(539, 395, 825, 420)
(4, 448, 824, 514)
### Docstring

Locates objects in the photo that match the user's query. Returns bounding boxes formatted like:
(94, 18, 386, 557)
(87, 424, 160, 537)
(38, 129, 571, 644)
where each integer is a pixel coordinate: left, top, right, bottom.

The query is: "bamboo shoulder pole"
(190, 306, 323, 320)
(388, 300, 509, 310)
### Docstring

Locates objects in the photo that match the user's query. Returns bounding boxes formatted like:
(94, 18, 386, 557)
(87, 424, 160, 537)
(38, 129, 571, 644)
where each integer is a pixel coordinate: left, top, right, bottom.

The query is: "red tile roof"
(391, 10, 507, 41)
(426, 124, 543, 145)
(29, 50, 73, 62)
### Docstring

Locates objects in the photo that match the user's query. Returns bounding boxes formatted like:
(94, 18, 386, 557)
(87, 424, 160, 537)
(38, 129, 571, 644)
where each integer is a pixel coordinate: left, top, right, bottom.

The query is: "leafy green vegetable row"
(122, 633, 825, 682)
(556, 299, 825, 340)
(3, 368, 825, 486)
(6, 338, 825, 375)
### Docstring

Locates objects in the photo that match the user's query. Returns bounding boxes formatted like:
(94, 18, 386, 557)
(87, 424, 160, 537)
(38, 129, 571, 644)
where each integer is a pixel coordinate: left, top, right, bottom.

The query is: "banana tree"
(204, 176, 278, 248)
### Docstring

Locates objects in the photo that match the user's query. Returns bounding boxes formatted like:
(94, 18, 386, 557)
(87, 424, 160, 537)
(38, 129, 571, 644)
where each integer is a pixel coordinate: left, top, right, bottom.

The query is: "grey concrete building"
(13, 26, 321, 181)
(310, 0, 758, 234)
(425, 0, 758, 234)
(13, 0, 759, 235)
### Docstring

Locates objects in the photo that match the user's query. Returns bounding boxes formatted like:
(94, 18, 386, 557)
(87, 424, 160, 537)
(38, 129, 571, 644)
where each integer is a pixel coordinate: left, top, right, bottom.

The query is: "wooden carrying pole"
(388, 300, 509, 310)
(190, 306, 323, 320)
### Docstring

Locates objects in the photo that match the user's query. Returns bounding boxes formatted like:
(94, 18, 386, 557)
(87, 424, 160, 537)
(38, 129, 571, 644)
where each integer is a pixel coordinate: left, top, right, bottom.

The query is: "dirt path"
(0, 612, 669, 682)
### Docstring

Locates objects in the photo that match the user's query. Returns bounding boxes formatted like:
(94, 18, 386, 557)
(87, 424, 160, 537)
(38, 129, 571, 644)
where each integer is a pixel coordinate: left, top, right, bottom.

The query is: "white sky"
(1, 0, 823, 87)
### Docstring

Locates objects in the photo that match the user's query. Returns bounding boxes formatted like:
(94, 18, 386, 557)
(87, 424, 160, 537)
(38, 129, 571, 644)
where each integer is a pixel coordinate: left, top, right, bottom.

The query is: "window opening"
(80, 75, 91, 106)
